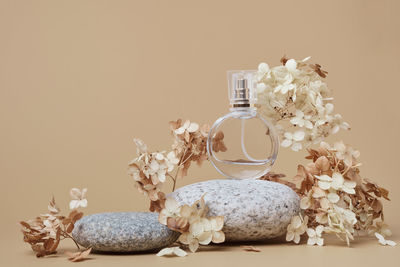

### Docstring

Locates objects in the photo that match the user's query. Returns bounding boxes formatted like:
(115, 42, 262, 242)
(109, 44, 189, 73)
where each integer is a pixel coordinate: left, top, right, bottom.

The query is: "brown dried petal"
(166, 217, 189, 233)
(66, 247, 92, 262)
(241, 245, 261, 252)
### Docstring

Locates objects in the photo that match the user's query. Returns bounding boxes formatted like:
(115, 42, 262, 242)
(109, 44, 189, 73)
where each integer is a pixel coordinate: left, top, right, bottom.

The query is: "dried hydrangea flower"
(159, 196, 225, 253)
(256, 57, 350, 151)
(286, 215, 308, 244)
(128, 138, 179, 201)
(375, 233, 396, 247)
(281, 131, 305, 151)
(306, 225, 324, 246)
(69, 188, 87, 209)
(20, 192, 86, 257)
(287, 141, 392, 247)
(157, 246, 187, 257)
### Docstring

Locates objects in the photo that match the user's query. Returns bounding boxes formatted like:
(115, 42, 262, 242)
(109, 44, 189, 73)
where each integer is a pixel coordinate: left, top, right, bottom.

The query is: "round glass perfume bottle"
(207, 70, 279, 179)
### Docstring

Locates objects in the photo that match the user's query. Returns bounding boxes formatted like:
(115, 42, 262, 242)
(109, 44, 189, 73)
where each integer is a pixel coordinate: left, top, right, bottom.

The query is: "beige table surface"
(3, 227, 400, 267)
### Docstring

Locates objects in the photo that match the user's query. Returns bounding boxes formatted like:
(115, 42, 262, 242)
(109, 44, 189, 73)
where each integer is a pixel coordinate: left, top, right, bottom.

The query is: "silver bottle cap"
(227, 70, 257, 108)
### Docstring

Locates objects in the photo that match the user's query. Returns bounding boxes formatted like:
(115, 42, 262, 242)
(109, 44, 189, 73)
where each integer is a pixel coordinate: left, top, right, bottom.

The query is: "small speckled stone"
(170, 179, 300, 241)
(72, 212, 179, 252)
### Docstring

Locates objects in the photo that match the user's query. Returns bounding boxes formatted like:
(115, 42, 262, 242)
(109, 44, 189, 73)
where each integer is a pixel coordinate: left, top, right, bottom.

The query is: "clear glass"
(207, 108, 279, 180)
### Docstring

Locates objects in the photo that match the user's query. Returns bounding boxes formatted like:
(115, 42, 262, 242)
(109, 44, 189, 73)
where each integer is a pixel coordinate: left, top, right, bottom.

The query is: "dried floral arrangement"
(127, 56, 395, 257)
(256, 56, 349, 151)
(20, 56, 395, 261)
(128, 119, 227, 253)
(284, 141, 395, 246)
(20, 188, 91, 261)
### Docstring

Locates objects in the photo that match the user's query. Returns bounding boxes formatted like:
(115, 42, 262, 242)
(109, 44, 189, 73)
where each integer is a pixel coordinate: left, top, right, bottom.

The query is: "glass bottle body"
(207, 108, 279, 180)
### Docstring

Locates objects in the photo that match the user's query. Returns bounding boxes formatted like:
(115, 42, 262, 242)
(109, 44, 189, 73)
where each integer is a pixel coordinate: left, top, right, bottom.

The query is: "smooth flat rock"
(72, 212, 179, 252)
(170, 179, 300, 241)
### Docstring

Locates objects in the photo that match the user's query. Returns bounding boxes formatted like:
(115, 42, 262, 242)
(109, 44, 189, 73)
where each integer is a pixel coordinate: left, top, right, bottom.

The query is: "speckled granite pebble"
(170, 179, 300, 241)
(72, 212, 179, 252)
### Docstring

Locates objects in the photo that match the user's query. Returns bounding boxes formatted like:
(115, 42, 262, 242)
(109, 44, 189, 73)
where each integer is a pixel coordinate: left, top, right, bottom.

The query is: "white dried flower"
(69, 188, 87, 209)
(156, 246, 187, 257)
(158, 198, 181, 225)
(333, 141, 360, 167)
(290, 110, 313, 129)
(286, 215, 308, 244)
(174, 120, 199, 135)
(316, 173, 356, 194)
(256, 57, 350, 151)
(306, 225, 324, 246)
(281, 131, 305, 151)
(375, 233, 396, 247)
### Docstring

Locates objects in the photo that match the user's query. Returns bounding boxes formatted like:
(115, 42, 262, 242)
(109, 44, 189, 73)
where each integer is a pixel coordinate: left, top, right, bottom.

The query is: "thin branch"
(61, 230, 81, 250)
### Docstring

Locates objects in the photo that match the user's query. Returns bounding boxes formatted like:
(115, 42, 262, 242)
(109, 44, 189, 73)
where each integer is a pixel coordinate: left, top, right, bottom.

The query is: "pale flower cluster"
(286, 141, 394, 246)
(128, 138, 179, 201)
(256, 57, 350, 151)
(69, 188, 88, 210)
(20, 189, 87, 257)
(158, 197, 225, 253)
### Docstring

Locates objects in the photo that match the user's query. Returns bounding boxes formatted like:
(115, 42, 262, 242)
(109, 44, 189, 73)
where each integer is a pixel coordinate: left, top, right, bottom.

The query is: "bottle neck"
(229, 105, 257, 113)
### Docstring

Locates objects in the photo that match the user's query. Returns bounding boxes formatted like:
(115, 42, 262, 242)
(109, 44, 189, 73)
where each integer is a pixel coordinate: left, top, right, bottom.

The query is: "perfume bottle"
(207, 70, 279, 179)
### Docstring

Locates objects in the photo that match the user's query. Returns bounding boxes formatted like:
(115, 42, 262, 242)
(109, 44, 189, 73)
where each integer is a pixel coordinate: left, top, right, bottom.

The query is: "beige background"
(1, 0, 399, 266)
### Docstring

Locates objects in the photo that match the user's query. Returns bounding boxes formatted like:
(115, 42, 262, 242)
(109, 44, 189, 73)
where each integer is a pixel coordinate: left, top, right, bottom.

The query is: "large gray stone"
(72, 212, 179, 252)
(170, 179, 300, 241)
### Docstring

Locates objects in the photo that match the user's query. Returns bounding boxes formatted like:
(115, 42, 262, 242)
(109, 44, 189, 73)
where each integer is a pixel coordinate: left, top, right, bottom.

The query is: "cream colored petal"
(179, 205, 193, 218)
(189, 239, 199, 253)
(79, 199, 88, 208)
(293, 234, 301, 244)
(316, 175, 332, 182)
(285, 59, 297, 71)
(212, 231, 225, 243)
(316, 212, 328, 224)
(291, 142, 302, 152)
(155, 153, 164, 160)
(290, 117, 302, 125)
(319, 198, 330, 210)
(284, 132, 293, 140)
(210, 216, 224, 231)
(316, 225, 324, 235)
(165, 198, 180, 213)
(306, 228, 316, 238)
(174, 127, 185, 135)
(69, 200, 79, 210)
(156, 247, 173, 256)
(293, 130, 305, 141)
(316, 237, 324, 246)
(344, 180, 356, 189)
(187, 122, 199, 133)
(198, 231, 212, 245)
(307, 237, 316, 246)
(386, 240, 397, 246)
(281, 139, 292, 148)
(300, 197, 310, 209)
(331, 172, 344, 189)
(178, 232, 191, 245)
(327, 192, 340, 203)
(173, 247, 188, 257)
(286, 231, 294, 242)
(312, 187, 326, 198)
(342, 186, 356, 195)
(190, 221, 204, 237)
(70, 188, 81, 200)
(304, 120, 313, 129)
(158, 210, 168, 225)
(318, 181, 331, 190)
(291, 216, 302, 229)
(182, 120, 190, 129)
